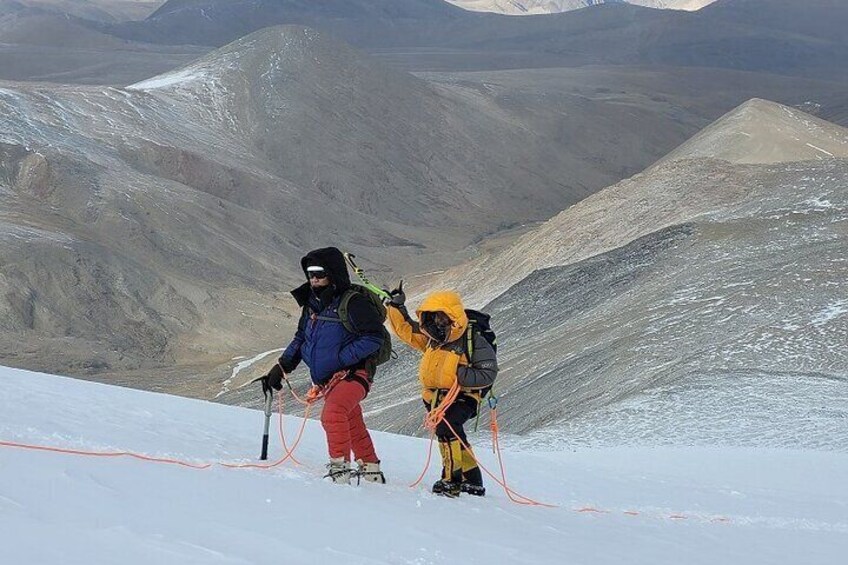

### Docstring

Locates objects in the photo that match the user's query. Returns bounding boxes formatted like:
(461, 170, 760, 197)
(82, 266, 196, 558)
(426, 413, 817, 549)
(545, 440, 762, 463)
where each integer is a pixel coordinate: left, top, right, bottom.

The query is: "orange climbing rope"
(0, 439, 214, 469)
(220, 393, 311, 470)
(409, 433, 436, 488)
(1, 390, 312, 472)
(423, 382, 460, 431)
(410, 383, 556, 507)
(282, 368, 344, 406)
(410, 383, 461, 488)
(277, 391, 303, 466)
(440, 411, 556, 507)
(0, 386, 731, 521)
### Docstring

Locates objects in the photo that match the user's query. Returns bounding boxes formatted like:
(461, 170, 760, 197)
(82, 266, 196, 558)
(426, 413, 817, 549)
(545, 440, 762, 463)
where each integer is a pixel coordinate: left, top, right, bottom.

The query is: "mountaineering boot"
(431, 478, 461, 497)
(460, 482, 486, 496)
(354, 459, 386, 484)
(324, 457, 351, 484)
(433, 438, 464, 497)
(461, 448, 485, 496)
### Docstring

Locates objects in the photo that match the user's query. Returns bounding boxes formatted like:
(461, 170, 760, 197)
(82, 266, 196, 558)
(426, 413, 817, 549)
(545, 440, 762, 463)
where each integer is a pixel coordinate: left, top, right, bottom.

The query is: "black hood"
(291, 247, 351, 307)
(300, 247, 351, 289)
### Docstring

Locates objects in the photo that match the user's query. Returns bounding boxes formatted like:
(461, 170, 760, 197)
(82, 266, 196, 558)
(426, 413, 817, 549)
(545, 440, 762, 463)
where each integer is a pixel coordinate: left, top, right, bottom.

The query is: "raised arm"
(387, 304, 428, 352)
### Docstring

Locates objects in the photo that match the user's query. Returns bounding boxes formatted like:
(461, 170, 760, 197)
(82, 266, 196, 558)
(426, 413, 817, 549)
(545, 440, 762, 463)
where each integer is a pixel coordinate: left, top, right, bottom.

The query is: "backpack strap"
(336, 288, 358, 334)
(304, 291, 355, 333)
(314, 315, 341, 323)
(464, 319, 476, 362)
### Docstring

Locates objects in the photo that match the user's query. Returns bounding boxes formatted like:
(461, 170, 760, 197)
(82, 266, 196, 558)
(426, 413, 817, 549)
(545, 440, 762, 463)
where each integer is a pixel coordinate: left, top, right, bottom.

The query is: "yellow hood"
(417, 290, 468, 343)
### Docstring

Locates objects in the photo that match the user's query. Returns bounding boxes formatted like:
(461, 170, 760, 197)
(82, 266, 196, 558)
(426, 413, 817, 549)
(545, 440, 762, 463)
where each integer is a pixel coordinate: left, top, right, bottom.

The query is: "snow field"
(1, 366, 846, 565)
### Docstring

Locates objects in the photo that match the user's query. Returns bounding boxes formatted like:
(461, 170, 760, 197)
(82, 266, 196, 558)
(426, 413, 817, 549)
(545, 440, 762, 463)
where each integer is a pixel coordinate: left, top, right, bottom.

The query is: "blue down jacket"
(280, 247, 383, 385)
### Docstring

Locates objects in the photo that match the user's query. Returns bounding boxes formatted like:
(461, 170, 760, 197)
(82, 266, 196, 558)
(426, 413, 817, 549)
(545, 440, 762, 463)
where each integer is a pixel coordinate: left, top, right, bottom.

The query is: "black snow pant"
(425, 392, 483, 486)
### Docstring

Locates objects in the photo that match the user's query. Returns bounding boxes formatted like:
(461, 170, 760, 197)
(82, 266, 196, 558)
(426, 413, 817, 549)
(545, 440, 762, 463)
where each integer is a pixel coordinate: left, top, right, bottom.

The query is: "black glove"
(385, 281, 405, 308)
(260, 375, 273, 397)
(265, 363, 285, 391)
(278, 357, 296, 374)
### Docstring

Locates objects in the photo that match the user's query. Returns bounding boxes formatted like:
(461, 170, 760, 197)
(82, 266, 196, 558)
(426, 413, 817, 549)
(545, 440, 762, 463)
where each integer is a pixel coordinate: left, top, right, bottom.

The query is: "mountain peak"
(128, 25, 340, 92)
(656, 98, 848, 166)
(446, 0, 715, 15)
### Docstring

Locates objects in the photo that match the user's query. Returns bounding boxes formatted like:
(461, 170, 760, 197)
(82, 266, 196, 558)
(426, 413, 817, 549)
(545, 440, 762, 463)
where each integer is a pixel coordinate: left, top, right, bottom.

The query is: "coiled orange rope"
(410, 384, 556, 507)
(423, 383, 461, 431)
(283, 370, 344, 406)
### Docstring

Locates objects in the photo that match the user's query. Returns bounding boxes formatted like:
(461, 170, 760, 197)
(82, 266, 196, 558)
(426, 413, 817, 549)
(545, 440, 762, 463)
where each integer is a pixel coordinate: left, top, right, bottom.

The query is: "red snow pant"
(320, 371, 379, 463)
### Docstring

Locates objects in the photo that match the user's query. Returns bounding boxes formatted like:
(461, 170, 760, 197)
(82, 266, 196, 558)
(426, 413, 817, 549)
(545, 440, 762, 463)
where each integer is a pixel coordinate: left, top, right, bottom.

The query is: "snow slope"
(2, 365, 847, 564)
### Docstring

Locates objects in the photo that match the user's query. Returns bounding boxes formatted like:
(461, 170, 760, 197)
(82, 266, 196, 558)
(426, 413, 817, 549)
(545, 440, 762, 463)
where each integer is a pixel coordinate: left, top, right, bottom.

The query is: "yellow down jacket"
(387, 290, 474, 403)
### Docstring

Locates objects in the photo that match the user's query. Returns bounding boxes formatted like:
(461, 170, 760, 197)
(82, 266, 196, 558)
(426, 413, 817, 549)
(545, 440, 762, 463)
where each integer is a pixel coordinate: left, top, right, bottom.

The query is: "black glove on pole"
(267, 363, 285, 390)
(257, 362, 288, 460)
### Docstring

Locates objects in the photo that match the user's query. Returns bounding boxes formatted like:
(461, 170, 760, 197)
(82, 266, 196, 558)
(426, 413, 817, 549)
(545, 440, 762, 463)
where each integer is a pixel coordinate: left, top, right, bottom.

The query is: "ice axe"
(254, 376, 274, 460)
(343, 252, 392, 300)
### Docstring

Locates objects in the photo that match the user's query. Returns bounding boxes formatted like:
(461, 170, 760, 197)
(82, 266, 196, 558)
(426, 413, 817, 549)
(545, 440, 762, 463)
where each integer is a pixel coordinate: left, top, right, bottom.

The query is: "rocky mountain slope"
(103, 0, 848, 80)
(338, 99, 848, 436)
(431, 99, 848, 306)
(1, 25, 668, 392)
(9, 0, 163, 21)
(109, 0, 467, 47)
(6, 0, 846, 85)
(0, 10, 136, 47)
(0, 1, 204, 84)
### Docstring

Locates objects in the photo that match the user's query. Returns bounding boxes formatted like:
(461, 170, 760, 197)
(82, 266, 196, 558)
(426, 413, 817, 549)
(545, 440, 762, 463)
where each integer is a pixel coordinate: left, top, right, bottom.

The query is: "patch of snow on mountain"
(811, 300, 848, 327)
(447, 0, 715, 15)
(128, 67, 209, 91)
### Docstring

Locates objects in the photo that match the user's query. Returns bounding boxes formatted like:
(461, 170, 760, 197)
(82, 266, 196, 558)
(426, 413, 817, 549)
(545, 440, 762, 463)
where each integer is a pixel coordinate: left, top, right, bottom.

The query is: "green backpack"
(337, 284, 394, 366)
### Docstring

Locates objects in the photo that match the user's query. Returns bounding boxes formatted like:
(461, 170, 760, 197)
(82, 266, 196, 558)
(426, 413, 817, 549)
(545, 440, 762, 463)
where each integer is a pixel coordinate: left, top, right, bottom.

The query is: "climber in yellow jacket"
(385, 285, 498, 497)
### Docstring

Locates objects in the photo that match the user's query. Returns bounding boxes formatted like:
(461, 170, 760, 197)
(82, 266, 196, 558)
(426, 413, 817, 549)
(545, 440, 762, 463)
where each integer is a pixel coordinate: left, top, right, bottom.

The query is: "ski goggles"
(306, 267, 329, 279)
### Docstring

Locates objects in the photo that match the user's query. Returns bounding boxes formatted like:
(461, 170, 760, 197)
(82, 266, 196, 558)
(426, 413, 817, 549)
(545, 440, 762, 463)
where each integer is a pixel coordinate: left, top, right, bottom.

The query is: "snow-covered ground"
(2, 366, 846, 564)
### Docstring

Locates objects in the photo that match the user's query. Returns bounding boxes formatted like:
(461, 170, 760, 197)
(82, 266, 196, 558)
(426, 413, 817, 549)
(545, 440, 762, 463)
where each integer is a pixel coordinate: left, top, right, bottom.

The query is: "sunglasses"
(308, 271, 329, 280)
